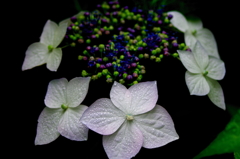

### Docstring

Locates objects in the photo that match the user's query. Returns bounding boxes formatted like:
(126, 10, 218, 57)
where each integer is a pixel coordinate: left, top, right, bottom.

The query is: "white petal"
(184, 30, 197, 50)
(58, 105, 89, 141)
(206, 56, 226, 80)
(46, 48, 62, 71)
(35, 107, 63, 145)
(44, 78, 68, 108)
(134, 105, 179, 148)
(67, 77, 91, 108)
(186, 15, 203, 31)
(22, 42, 48, 71)
(40, 20, 58, 46)
(167, 11, 188, 32)
(81, 98, 125, 135)
(177, 50, 201, 73)
(128, 81, 158, 115)
(193, 42, 209, 71)
(53, 21, 68, 47)
(110, 81, 133, 114)
(185, 71, 210, 95)
(103, 121, 143, 159)
(195, 28, 220, 59)
(206, 78, 226, 110)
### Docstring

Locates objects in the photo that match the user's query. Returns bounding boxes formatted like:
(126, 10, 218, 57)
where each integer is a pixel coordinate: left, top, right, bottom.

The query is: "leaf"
(193, 108, 240, 159)
(234, 152, 240, 159)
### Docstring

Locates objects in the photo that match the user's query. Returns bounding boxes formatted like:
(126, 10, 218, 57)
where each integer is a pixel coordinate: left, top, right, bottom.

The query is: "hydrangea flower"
(168, 11, 220, 59)
(177, 42, 226, 110)
(35, 77, 90, 145)
(22, 20, 68, 71)
(81, 81, 179, 159)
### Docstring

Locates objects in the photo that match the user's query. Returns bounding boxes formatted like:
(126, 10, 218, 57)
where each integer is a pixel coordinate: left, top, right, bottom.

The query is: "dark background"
(11, 0, 239, 158)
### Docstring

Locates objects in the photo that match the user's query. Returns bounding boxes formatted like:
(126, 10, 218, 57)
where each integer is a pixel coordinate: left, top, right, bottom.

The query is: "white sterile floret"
(177, 42, 226, 110)
(22, 20, 68, 71)
(167, 11, 220, 59)
(35, 77, 90, 145)
(81, 81, 179, 159)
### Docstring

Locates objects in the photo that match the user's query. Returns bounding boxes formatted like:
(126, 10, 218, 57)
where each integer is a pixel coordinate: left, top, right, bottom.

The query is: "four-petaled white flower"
(81, 81, 179, 159)
(22, 20, 68, 71)
(167, 11, 220, 59)
(177, 42, 226, 110)
(35, 77, 90, 145)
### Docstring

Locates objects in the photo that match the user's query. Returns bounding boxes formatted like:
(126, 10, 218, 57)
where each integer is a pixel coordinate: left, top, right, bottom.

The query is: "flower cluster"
(22, 0, 226, 158)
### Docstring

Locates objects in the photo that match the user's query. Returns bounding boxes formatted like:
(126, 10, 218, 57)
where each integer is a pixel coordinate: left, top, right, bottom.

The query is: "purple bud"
(164, 52, 170, 56)
(84, 12, 90, 16)
(70, 16, 77, 22)
(65, 35, 69, 39)
(131, 63, 137, 67)
(100, 65, 106, 69)
(135, 57, 139, 61)
(124, 6, 128, 9)
(133, 73, 138, 78)
(96, 58, 102, 63)
(91, 35, 96, 39)
(112, 11, 118, 16)
(106, 63, 112, 67)
(126, 75, 133, 80)
(83, 56, 88, 60)
(173, 43, 178, 47)
(186, 48, 191, 52)
(163, 48, 169, 52)
(138, 47, 143, 51)
(95, 47, 99, 51)
(97, 4, 101, 8)
(86, 46, 91, 50)
(67, 26, 72, 31)
(162, 31, 167, 34)
(105, 12, 110, 16)
(100, 28, 105, 32)
(168, 14, 173, 19)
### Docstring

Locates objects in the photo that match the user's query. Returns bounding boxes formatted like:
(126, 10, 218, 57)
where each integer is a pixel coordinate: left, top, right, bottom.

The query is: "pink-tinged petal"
(81, 98, 125, 135)
(134, 105, 179, 148)
(40, 20, 58, 46)
(66, 77, 90, 108)
(44, 78, 68, 108)
(35, 107, 63, 145)
(206, 77, 226, 110)
(195, 28, 220, 59)
(110, 81, 132, 114)
(193, 42, 209, 71)
(58, 105, 89, 141)
(22, 42, 48, 71)
(185, 71, 210, 96)
(167, 11, 188, 32)
(177, 50, 201, 73)
(53, 22, 68, 47)
(206, 56, 226, 80)
(46, 48, 62, 71)
(103, 121, 143, 159)
(128, 81, 158, 115)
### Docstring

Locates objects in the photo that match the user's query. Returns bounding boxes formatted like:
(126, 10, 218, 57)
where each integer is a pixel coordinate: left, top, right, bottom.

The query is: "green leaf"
(193, 108, 240, 159)
(234, 152, 240, 159)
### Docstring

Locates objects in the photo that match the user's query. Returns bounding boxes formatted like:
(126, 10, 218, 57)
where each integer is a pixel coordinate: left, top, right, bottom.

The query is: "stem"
(73, 0, 81, 12)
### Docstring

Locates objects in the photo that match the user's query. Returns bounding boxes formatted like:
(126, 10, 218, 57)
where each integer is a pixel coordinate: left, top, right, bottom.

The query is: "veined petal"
(193, 42, 209, 71)
(128, 81, 158, 115)
(185, 71, 210, 96)
(58, 105, 89, 141)
(44, 78, 68, 108)
(195, 28, 220, 59)
(206, 77, 226, 110)
(40, 20, 58, 46)
(81, 98, 125, 135)
(184, 30, 197, 50)
(53, 22, 68, 47)
(110, 81, 133, 114)
(186, 15, 203, 31)
(177, 50, 201, 73)
(46, 48, 62, 71)
(22, 42, 48, 71)
(103, 121, 143, 159)
(66, 77, 90, 108)
(167, 11, 188, 32)
(206, 56, 226, 80)
(135, 105, 179, 148)
(35, 107, 63, 145)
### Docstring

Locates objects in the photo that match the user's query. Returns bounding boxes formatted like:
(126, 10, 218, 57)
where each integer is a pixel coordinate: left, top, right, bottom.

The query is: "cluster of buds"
(63, 0, 188, 86)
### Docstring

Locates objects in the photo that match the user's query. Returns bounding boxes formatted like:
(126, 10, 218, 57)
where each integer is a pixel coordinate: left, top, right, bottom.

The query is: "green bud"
(82, 70, 88, 77)
(172, 53, 179, 58)
(93, 28, 99, 33)
(106, 75, 111, 79)
(119, 79, 125, 84)
(153, 17, 158, 21)
(78, 15, 85, 20)
(126, 16, 132, 20)
(106, 78, 113, 83)
(78, 55, 83, 60)
(124, 35, 130, 40)
(192, 30, 197, 35)
(164, 18, 170, 23)
(121, 13, 126, 18)
(109, 25, 114, 30)
(86, 39, 91, 44)
(132, 15, 137, 20)
(150, 55, 156, 60)
(123, 73, 128, 79)
(138, 54, 144, 59)
(180, 43, 185, 48)
(70, 42, 76, 47)
(116, 59, 121, 64)
(48, 45, 54, 52)
(112, 18, 118, 23)
(142, 42, 147, 47)
(97, 72, 102, 78)
(95, 34, 99, 38)
(120, 55, 125, 60)
(141, 30, 146, 35)
(156, 48, 161, 53)
(103, 57, 109, 62)
(61, 104, 68, 110)
(91, 75, 98, 80)
(74, 26, 79, 31)
(96, 63, 100, 68)
(144, 53, 149, 58)
(112, 61, 116, 65)
(203, 70, 208, 76)
(114, 71, 119, 76)
(99, 44, 105, 49)
(102, 69, 108, 75)
(151, 50, 157, 55)
(133, 81, 138, 85)
(83, 50, 88, 55)
(159, 54, 164, 59)
(103, 26, 108, 31)
(138, 17, 143, 22)
(155, 57, 161, 62)
(137, 75, 143, 81)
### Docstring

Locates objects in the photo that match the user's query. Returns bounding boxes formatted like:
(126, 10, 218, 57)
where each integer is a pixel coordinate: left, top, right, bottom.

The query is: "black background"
(11, 0, 239, 158)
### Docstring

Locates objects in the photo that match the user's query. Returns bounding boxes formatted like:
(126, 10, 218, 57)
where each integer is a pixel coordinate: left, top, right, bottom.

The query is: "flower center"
(61, 104, 68, 110)
(126, 114, 134, 121)
(192, 30, 197, 36)
(203, 70, 208, 76)
(48, 45, 54, 52)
